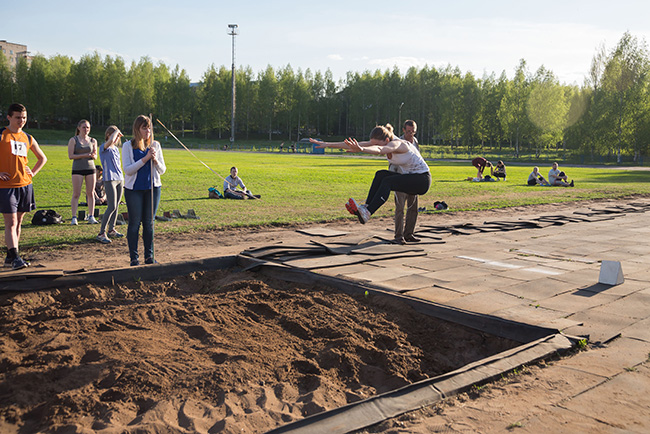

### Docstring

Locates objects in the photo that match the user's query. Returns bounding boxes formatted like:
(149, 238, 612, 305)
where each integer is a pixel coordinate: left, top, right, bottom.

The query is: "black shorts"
(72, 169, 96, 176)
(0, 185, 36, 213)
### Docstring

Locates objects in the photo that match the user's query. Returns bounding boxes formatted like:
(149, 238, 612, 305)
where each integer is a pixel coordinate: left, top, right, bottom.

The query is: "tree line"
(0, 32, 648, 161)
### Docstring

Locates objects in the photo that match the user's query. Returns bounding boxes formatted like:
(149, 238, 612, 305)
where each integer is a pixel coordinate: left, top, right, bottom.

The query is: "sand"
(0, 269, 518, 433)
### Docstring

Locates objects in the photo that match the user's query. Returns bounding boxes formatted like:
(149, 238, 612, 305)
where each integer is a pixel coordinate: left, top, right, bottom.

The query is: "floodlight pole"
(228, 24, 238, 145)
(398, 102, 404, 131)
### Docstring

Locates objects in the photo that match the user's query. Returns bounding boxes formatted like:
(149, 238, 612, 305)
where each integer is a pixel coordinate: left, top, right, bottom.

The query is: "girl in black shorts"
(68, 119, 98, 225)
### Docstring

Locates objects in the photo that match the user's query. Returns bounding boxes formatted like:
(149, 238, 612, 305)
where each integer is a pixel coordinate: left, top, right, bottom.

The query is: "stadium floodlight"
(228, 24, 238, 144)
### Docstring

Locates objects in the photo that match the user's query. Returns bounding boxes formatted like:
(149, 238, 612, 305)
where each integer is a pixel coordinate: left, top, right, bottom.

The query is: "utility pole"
(228, 24, 238, 145)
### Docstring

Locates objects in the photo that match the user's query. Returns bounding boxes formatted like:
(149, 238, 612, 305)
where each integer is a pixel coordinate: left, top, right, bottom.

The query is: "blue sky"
(5, 0, 650, 85)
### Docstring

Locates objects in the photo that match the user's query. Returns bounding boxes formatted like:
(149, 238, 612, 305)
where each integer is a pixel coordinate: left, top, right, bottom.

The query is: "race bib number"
(11, 140, 28, 157)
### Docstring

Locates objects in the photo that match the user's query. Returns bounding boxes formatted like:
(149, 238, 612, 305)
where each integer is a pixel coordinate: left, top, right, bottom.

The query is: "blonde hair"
(76, 119, 90, 136)
(131, 115, 152, 151)
(369, 124, 395, 141)
(105, 125, 122, 145)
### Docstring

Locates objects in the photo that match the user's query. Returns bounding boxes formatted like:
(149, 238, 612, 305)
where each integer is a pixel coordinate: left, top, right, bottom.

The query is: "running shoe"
(346, 198, 370, 224)
(4, 257, 13, 268)
(345, 198, 360, 222)
(108, 230, 124, 238)
(357, 204, 371, 224)
(96, 234, 112, 244)
(70, 217, 78, 226)
(88, 216, 99, 224)
(12, 257, 29, 271)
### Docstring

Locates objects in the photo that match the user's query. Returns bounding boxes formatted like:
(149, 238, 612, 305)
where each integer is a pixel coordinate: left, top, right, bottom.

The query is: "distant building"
(0, 40, 30, 68)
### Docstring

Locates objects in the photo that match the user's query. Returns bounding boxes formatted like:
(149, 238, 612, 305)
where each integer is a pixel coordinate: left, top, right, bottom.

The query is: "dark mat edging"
(0, 256, 239, 292)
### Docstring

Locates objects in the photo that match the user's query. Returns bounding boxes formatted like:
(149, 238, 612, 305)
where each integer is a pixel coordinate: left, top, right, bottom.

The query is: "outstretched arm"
(345, 138, 404, 155)
(309, 138, 370, 150)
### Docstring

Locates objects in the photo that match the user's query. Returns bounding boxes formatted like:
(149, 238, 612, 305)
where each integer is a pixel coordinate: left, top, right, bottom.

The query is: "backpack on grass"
(208, 187, 223, 199)
(32, 210, 63, 225)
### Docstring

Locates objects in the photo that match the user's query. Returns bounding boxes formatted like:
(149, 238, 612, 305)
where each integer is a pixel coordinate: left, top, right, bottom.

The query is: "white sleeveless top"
(387, 139, 430, 174)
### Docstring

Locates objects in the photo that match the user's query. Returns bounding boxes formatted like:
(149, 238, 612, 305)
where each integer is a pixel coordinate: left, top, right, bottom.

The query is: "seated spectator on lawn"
(491, 160, 506, 180)
(527, 167, 550, 186)
(548, 162, 574, 187)
(223, 166, 254, 199)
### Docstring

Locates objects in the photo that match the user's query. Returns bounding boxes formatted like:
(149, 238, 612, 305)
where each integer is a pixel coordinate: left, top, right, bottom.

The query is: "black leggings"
(365, 170, 431, 214)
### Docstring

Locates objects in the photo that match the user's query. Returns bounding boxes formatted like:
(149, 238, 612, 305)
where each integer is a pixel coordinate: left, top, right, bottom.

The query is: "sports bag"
(32, 209, 63, 225)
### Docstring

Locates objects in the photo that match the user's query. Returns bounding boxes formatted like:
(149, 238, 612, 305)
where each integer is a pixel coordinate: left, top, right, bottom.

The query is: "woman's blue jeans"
(124, 187, 161, 263)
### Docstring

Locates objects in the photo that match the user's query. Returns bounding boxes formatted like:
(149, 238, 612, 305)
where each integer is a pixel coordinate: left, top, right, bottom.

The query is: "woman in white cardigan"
(122, 115, 166, 266)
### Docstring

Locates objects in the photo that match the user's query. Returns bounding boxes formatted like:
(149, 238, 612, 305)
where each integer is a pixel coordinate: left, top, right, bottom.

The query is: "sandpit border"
(240, 257, 577, 434)
(1, 255, 577, 434)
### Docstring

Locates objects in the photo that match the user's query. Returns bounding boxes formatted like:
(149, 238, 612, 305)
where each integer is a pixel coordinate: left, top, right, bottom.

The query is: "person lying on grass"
(310, 124, 431, 224)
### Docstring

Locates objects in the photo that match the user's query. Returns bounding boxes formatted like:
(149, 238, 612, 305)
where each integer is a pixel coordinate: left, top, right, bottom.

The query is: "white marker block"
(599, 260, 624, 285)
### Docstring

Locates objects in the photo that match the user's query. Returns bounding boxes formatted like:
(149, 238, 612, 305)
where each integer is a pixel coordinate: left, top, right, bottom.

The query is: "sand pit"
(0, 269, 520, 433)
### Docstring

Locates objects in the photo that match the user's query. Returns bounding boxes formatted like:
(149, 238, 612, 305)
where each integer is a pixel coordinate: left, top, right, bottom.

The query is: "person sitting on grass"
(527, 167, 550, 186)
(491, 160, 506, 180)
(548, 162, 574, 187)
(223, 166, 254, 199)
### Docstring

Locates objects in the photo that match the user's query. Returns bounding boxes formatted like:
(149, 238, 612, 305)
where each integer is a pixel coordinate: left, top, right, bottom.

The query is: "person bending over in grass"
(471, 157, 491, 180)
(0, 103, 47, 270)
(311, 124, 431, 224)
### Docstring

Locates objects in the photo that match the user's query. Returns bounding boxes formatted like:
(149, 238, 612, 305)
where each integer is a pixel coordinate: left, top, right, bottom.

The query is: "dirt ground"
(0, 197, 642, 433)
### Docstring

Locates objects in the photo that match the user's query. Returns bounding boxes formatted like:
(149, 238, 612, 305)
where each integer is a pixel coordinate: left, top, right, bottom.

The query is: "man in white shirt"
(223, 166, 249, 199)
(392, 120, 420, 243)
(548, 162, 574, 187)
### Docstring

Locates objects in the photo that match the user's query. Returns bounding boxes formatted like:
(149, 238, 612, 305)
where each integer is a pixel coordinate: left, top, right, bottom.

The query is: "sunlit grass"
(17, 145, 650, 248)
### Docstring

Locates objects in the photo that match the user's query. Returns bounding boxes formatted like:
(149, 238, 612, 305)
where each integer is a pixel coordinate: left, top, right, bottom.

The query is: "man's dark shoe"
(404, 235, 421, 243)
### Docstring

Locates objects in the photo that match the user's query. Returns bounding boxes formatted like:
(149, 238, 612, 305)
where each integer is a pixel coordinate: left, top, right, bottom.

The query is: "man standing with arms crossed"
(0, 104, 47, 270)
(391, 119, 420, 244)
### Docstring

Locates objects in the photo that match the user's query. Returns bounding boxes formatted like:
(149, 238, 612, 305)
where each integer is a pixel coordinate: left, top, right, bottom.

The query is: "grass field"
(16, 144, 650, 249)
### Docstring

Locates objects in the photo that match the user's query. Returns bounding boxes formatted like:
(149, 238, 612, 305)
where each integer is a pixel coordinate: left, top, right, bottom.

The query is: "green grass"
(16, 144, 650, 249)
